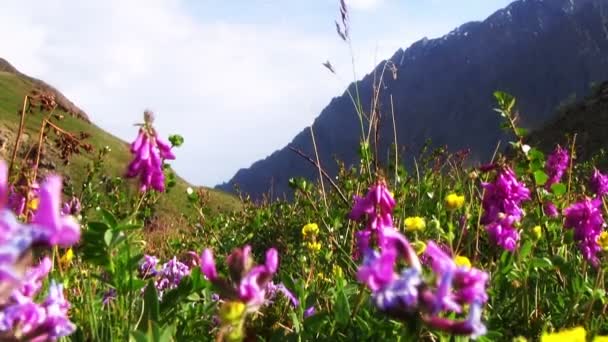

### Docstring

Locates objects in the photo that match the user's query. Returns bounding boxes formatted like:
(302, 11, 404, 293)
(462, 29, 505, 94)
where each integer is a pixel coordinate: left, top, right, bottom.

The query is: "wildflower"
(598, 231, 608, 251)
(590, 169, 608, 196)
(61, 197, 81, 217)
(545, 145, 569, 189)
(102, 288, 117, 306)
(532, 226, 542, 240)
(301, 223, 319, 238)
(155, 257, 190, 293)
(564, 198, 604, 266)
(404, 216, 426, 232)
(481, 167, 530, 251)
(31, 175, 81, 247)
(349, 181, 395, 232)
(454, 255, 471, 269)
(543, 201, 559, 218)
(306, 241, 321, 253)
(541, 326, 586, 342)
(59, 248, 74, 269)
(201, 246, 279, 312)
(126, 111, 175, 193)
(445, 193, 465, 210)
(219, 301, 246, 324)
(332, 265, 343, 278)
(138, 255, 159, 278)
(304, 306, 316, 318)
(267, 282, 299, 307)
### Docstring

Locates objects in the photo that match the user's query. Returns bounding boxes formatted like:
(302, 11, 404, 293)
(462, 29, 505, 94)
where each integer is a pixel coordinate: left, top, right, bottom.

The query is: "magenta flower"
(202, 246, 279, 312)
(31, 175, 80, 247)
(590, 169, 608, 197)
(349, 181, 395, 232)
(481, 167, 530, 251)
(304, 306, 316, 318)
(126, 111, 176, 193)
(564, 197, 605, 266)
(543, 201, 559, 218)
(545, 145, 569, 189)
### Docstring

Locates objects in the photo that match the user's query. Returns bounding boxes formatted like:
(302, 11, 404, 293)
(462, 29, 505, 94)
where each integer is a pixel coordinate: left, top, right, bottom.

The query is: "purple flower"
(564, 197, 605, 266)
(357, 249, 398, 292)
(544, 201, 559, 218)
(40, 281, 76, 339)
(19, 257, 52, 299)
(267, 282, 299, 308)
(304, 306, 316, 318)
(590, 169, 608, 197)
(102, 288, 117, 306)
(126, 112, 175, 193)
(31, 175, 80, 247)
(155, 257, 190, 293)
(61, 197, 81, 216)
(481, 168, 530, 251)
(545, 145, 569, 189)
(138, 255, 159, 278)
(372, 267, 421, 311)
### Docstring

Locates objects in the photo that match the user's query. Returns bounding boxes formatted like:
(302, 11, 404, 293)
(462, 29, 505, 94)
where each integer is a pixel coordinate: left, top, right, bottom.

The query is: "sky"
(0, 0, 513, 186)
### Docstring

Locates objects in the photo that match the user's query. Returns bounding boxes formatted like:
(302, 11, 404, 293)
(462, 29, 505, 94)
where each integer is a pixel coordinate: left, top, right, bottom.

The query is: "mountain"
(531, 80, 608, 161)
(0, 58, 240, 225)
(217, 0, 608, 200)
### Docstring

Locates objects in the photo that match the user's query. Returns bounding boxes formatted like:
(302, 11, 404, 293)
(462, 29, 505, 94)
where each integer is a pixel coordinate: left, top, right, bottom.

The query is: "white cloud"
(346, 0, 384, 11)
(1, 0, 393, 186)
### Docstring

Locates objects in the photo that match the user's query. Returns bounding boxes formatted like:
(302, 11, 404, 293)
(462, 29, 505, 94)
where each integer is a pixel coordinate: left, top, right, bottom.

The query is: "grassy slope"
(0, 71, 241, 225)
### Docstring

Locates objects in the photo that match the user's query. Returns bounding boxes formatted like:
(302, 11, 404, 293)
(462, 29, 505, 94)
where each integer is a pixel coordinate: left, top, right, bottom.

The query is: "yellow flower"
(332, 265, 344, 278)
(307, 241, 321, 253)
(219, 301, 246, 324)
(454, 255, 471, 268)
(541, 326, 586, 342)
(60, 248, 74, 268)
(595, 336, 608, 342)
(404, 217, 426, 232)
(411, 241, 427, 255)
(532, 225, 542, 240)
(445, 193, 465, 210)
(27, 198, 39, 211)
(317, 272, 331, 283)
(598, 231, 608, 251)
(302, 223, 319, 238)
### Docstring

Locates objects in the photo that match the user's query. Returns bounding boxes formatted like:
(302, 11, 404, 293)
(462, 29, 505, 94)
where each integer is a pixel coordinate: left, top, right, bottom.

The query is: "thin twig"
(288, 146, 349, 205)
(309, 126, 328, 214)
(9, 96, 29, 177)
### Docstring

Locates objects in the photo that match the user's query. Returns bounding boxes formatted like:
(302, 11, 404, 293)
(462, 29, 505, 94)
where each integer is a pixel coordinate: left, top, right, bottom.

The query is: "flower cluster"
(202, 246, 295, 340)
(481, 167, 530, 251)
(349, 181, 397, 254)
(0, 161, 80, 340)
(301, 223, 321, 253)
(445, 193, 465, 210)
(126, 111, 176, 192)
(590, 169, 608, 197)
(564, 197, 605, 267)
(136, 255, 191, 296)
(545, 145, 569, 189)
(350, 183, 489, 339)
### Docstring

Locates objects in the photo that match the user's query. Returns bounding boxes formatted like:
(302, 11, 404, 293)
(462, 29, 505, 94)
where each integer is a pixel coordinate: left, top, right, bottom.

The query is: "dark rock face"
(218, 0, 608, 200)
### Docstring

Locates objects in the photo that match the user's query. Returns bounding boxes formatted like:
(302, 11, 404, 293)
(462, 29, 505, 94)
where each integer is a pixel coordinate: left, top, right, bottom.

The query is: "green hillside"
(0, 70, 241, 231)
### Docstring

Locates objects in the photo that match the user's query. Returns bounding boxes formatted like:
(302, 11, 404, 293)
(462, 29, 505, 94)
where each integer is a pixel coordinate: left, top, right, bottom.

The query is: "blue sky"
(1, 0, 513, 186)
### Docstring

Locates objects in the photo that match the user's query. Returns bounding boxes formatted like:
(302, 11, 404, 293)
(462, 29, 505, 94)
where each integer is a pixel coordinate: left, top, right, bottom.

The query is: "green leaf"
(530, 257, 553, 270)
(515, 127, 528, 137)
(168, 134, 184, 147)
(334, 288, 351, 326)
(551, 183, 567, 196)
(534, 170, 549, 186)
(519, 241, 533, 261)
(99, 208, 118, 228)
(104, 229, 114, 247)
(138, 280, 160, 331)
